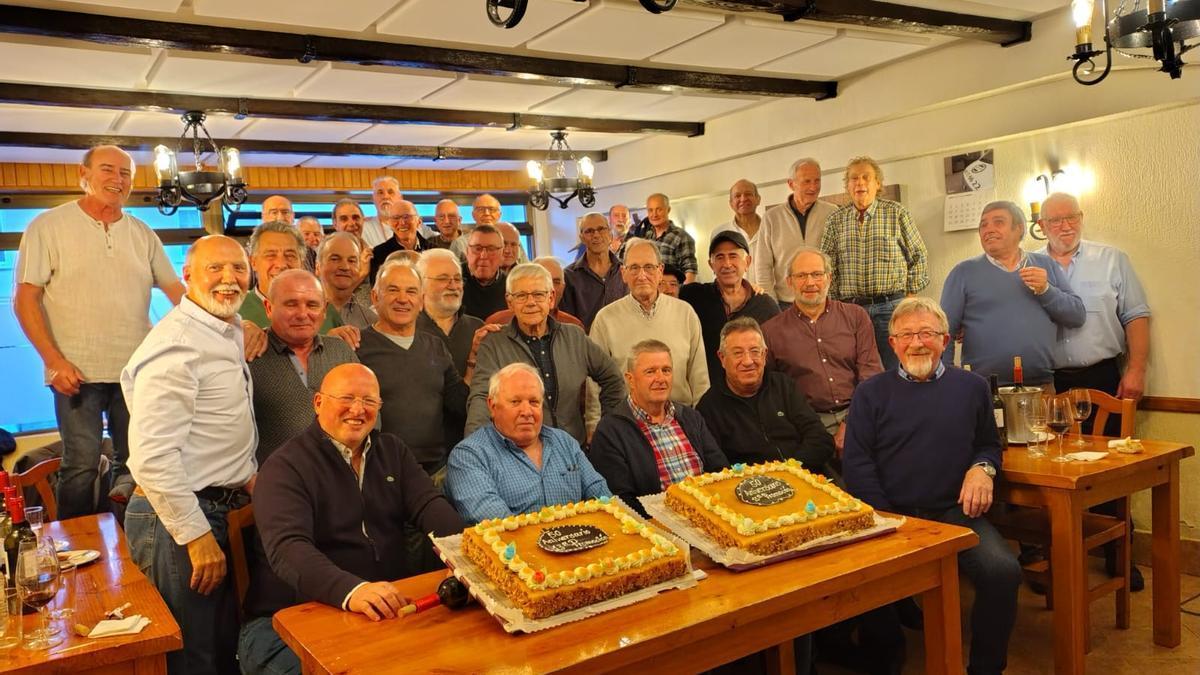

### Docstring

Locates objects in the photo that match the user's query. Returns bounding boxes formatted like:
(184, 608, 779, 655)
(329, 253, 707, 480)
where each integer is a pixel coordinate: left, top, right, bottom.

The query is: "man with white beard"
(122, 235, 259, 674)
(415, 248, 491, 378)
(842, 297, 1019, 675)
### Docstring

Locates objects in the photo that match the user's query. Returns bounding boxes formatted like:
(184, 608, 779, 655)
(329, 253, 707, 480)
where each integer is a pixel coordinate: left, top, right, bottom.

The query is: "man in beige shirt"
(755, 158, 837, 306)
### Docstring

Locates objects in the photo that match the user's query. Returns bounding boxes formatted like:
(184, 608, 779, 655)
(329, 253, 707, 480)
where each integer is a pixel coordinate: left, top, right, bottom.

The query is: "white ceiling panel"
(293, 64, 456, 105)
(113, 111, 252, 138)
(640, 94, 759, 121)
(192, 0, 400, 32)
(421, 77, 568, 112)
(449, 128, 552, 150)
(527, 0, 725, 60)
(0, 146, 88, 164)
(236, 153, 313, 167)
(237, 118, 374, 143)
(651, 17, 836, 70)
(348, 124, 475, 146)
(756, 31, 931, 78)
(377, 0, 588, 49)
(467, 160, 529, 171)
(0, 40, 154, 89)
(0, 104, 120, 134)
(547, 130, 642, 151)
(149, 53, 315, 97)
(530, 88, 671, 119)
(390, 158, 483, 170)
(301, 155, 402, 169)
(38, 0, 185, 9)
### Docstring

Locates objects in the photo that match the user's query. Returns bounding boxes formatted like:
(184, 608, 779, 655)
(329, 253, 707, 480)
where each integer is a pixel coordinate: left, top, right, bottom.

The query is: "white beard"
(903, 353, 935, 379)
(194, 284, 245, 319)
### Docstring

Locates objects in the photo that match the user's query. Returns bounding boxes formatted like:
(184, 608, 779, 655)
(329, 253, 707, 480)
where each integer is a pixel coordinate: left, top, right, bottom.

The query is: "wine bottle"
(1012, 356, 1024, 389)
(0, 472, 10, 542)
(4, 496, 38, 614)
(989, 374, 1007, 446)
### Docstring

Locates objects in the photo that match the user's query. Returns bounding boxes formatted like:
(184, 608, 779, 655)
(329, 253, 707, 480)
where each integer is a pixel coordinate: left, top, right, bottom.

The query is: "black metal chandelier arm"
(1071, 46, 1112, 85)
(486, 0, 528, 29)
(639, 0, 677, 14)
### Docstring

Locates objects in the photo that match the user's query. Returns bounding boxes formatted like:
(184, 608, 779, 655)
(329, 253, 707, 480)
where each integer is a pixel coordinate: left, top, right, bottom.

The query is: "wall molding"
(1141, 397, 1200, 415)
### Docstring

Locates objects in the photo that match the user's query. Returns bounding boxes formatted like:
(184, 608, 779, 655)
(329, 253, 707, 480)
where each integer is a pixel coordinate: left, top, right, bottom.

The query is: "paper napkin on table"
(1064, 451, 1109, 462)
(88, 615, 151, 638)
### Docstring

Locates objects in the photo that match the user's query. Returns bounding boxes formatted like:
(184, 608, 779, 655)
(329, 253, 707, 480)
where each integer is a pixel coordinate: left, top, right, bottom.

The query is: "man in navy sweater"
(843, 297, 1020, 675)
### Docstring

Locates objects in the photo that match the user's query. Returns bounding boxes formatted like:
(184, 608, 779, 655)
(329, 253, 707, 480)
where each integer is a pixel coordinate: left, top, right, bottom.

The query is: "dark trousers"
(53, 383, 128, 519)
(1053, 357, 1122, 436)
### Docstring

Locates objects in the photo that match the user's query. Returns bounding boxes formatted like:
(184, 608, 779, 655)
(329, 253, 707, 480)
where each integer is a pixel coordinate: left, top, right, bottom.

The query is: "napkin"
(88, 615, 151, 638)
(1064, 451, 1109, 462)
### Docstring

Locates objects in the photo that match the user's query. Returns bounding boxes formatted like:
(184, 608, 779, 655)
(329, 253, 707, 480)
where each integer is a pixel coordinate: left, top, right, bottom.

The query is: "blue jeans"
(862, 298, 901, 371)
(53, 383, 128, 519)
(125, 494, 241, 675)
(238, 616, 300, 675)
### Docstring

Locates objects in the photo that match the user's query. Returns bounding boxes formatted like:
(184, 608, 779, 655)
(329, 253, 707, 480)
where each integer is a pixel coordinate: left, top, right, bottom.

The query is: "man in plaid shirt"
(820, 157, 929, 369)
(589, 339, 728, 518)
(624, 193, 698, 283)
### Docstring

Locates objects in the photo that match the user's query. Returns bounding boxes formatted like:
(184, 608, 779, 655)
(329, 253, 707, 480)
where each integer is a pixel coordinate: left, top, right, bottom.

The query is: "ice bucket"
(998, 386, 1045, 444)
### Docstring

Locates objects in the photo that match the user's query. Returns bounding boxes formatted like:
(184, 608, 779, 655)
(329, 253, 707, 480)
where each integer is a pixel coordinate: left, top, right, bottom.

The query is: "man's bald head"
(473, 193, 502, 226)
(315, 364, 381, 450)
(184, 235, 250, 320)
(261, 195, 294, 225)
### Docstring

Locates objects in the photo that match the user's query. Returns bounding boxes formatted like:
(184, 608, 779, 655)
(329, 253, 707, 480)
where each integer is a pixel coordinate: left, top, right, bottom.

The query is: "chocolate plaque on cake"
(537, 524, 609, 554)
(734, 476, 795, 506)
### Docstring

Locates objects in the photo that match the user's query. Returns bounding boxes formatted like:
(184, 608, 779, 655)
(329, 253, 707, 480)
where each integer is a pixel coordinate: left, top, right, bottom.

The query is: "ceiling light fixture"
(487, 0, 676, 29)
(152, 111, 248, 215)
(1069, 0, 1199, 85)
(526, 131, 595, 211)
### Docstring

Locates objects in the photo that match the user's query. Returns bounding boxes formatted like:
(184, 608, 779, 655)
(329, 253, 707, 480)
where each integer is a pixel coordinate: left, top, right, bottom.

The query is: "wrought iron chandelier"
(487, 0, 676, 29)
(152, 111, 248, 215)
(1069, 0, 1199, 84)
(526, 131, 596, 210)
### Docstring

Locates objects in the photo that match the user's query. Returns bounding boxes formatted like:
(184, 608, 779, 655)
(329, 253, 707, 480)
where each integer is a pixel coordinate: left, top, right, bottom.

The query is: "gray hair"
(622, 237, 662, 265)
(786, 246, 832, 276)
(297, 215, 321, 228)
(1041, 191, 1080, 213)
(788, 157, 820, 179)
(981, 200, 1027, 239)
(888, 296, 949, 335)
(416, 248, 460, 279)
(532, 256, 564, 275)
(608, 204, 628, 217)
(373, 259, 422, 295)
(718, 317, 765, 352)
(488, 362, 544, 400)
(579, 211, 608, 232)
(646, 193, 671, 209)
(249, 220, 304, 256)
(729, 178, 759, 198)
(371, 175, 401, 192)
(266, 268, 324, 303)
(844, 156, 883, 186)
(505, 262, 552, 293)
(317, 231, 362, 263)
(625, 339, 672, 373)
(331, 198, 363, 221)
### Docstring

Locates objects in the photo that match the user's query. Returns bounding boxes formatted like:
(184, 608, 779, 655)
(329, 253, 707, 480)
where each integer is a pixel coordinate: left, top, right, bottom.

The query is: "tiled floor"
(819, 561, 1200, 674)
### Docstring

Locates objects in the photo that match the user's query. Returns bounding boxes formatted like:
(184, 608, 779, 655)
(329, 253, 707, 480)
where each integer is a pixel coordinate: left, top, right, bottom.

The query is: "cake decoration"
(734, 475, 795, 506)
(537, 524, 610, 554)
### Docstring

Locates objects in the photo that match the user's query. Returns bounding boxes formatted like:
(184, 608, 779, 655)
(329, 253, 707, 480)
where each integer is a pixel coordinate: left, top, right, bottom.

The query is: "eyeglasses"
(435, 214, 462, 222)
(508, 291, 550, 304)
(502, 242, 521, 250)
(1043, 212, 1083, 227)
(725, 347, 766, 361)
(475, 206, 501, 213)
(788, 271, 827, 281)
(580, 227, 609, 237)
(427, 274, 464, 285)
(320, 392, 383, 410)
(891, 330, 946, 343)
(388, 214, 420, 221)
(468, 245, 502, 255)
(624, 264, 661, 276)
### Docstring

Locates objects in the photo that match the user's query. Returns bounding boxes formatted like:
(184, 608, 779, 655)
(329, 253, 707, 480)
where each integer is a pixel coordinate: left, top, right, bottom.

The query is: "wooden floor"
(820, 562, 1200, 675)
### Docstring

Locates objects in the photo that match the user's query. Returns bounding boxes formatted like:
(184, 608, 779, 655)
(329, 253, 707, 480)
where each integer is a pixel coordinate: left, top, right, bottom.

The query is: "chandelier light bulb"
(222, 147, 242, 181)
(152, 145, 176, 184)
(578, 156, 595, 181)
(1071, 0, 1095, 44)
(526, 160, 544, 183)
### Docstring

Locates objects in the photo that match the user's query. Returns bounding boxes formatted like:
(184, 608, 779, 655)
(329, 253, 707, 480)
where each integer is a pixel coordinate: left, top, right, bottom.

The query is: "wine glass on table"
(16, 537, 62, 650)
(1069, 389, 1093, 447)
(1024, 397, 1048, 458)
(1047, 396, 1074, 463)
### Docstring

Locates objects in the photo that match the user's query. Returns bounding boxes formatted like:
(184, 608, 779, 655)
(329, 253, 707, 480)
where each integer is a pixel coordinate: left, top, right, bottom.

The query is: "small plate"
(1008, 431, 1053, 445)
(58, 550, 101, 567)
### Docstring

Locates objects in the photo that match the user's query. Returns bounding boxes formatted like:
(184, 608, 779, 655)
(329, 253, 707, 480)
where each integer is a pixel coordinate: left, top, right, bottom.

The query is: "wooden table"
(275, 516, 977, 674)
(997, 438, 1194, 675)
(0, 513, 182, 674)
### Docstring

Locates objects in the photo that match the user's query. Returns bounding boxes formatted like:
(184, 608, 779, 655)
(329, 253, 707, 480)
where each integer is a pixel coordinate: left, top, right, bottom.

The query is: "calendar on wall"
(943, 148, 996, 232)
(944, 189, 996, 232)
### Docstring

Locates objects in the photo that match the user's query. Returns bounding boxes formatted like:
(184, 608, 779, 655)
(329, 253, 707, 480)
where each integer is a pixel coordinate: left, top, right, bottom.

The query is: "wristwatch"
(973, 461, 997, 478)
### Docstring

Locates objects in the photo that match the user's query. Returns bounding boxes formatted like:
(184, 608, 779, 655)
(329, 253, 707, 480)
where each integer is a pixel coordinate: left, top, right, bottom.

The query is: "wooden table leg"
(1048, 490, 1086, 675)
(1151, 459, 1181, 647)
(764, 639, 796, 675)
(921, 555, 964, 675)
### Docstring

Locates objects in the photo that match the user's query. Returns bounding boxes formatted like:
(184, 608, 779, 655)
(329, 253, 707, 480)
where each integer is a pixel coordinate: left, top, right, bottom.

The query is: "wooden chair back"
(225, 504, 256, 622)
(12, 457, 62, 521)
(1087, 389, 1136, 438)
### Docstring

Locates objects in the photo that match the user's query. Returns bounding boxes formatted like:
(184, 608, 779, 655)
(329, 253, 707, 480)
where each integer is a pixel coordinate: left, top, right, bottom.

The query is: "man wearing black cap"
(680, 230, 779, 380)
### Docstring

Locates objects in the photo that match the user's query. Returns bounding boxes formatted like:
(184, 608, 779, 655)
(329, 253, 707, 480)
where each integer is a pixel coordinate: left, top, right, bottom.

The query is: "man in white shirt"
(122, 234, 258, 675)
(755, 158, 838, 306)
(360, 176, 402, 248)
(713, 179, 763, 276)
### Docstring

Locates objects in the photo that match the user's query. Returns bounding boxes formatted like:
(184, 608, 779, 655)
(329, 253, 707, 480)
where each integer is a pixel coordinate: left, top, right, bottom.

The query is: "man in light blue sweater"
(940, 200, 1085, 385)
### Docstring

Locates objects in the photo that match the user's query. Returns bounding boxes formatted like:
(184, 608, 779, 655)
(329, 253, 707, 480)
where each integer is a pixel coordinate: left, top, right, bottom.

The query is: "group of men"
(14, 144, 1150, 675)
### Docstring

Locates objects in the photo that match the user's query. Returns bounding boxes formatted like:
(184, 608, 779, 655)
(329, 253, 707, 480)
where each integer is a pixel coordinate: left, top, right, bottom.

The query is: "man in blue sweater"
(844, 297, 1020, 675)
(940, 200, 1085, 385)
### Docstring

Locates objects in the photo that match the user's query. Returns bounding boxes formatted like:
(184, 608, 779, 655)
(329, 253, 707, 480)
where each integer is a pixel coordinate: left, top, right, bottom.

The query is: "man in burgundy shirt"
(761, 246, 882, 452)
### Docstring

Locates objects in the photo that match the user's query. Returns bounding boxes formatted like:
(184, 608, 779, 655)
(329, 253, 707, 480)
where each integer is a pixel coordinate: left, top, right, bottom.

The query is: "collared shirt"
(819, 198, 930, 298)
(331, 295, 378, 330)
(628, 398, 704, 490)
(370, 233, 429, 284)
(627, 220, 698, 274)
(122, 297, 257, 546)
(985, 250, 1029, 272)
(897, 361, 947, 382)
(445, 425, 611, 524)
(329, 435, 373, 491)
(16, 201, 180, 383)
(761, 300, 883, 412)
(238, 289, 343, 332)
(1037, 240, 1151, 368)
(562, 251, 628, 331)
(426, 233, 460, 250)
(713, 217, 761, 253)
(359, 216, 390, 249)
(518, 324, 559, 408)
(787, 196, 812, 240)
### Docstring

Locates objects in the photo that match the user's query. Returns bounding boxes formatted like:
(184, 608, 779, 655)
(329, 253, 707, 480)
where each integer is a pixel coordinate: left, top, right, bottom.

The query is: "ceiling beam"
(683, 1, 1032, 46)
(0, 4, 837, 100)
(0, 84, 702, 137)
(0, 131, 605, 163)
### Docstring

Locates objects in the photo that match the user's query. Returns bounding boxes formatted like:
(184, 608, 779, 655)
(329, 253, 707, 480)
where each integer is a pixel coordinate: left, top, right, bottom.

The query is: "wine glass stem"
(39, 605, 49, 638)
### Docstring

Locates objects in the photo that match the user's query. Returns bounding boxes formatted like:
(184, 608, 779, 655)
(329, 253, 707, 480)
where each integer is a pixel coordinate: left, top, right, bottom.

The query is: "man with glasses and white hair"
(756, 158, 837, 307)
(562, 212, 627, 331)
(428, 199, 466, 257)
(484, 256, 583, 329)
(415, 248, 489, 376)
(591, 238, 709, 405)
(843, 296, 1020, 675)
(370, 200, 428, 283)
(461, 223, 509, 319)
(940, 200, 1084, 387)
(447, 362, 611, 524)
(260, 195, 295, 225)
(466, 263, 624, 447)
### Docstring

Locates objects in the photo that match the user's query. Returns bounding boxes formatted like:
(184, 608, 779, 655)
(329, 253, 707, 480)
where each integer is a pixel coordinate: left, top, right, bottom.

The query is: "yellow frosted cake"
(461, 497, 689, 620)
(665, 459, 875, 555)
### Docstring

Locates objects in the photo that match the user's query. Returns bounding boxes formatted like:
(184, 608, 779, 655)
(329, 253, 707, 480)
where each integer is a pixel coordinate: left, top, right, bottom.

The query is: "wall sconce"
(1023, 171, 1065, 240)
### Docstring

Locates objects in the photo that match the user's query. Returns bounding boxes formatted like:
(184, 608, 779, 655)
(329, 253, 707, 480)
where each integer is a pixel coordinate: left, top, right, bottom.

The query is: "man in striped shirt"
(820, 157, 929, 370)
